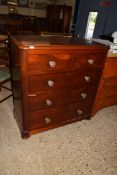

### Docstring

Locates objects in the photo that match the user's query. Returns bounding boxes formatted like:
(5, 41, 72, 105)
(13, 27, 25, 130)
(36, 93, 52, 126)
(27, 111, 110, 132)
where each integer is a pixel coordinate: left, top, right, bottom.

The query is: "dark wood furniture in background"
(5, 20, 23, 35)
(46, 5, 72, 33)
(0, 0, 7, 5)
(10, 36, 108, 138)
(0, 17, 23, 35)
(92, 52, 117, 115)
(0, 14, 48, 35)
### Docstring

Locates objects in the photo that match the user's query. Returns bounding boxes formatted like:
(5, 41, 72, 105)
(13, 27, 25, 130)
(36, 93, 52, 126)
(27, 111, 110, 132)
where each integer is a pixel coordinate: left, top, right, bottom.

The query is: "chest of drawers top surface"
(11, 35, 109, 50)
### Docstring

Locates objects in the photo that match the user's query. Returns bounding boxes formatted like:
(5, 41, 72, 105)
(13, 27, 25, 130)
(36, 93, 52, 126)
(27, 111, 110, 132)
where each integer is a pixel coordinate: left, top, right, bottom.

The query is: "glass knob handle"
(84, 76, 91, 82)
(81, 93, 87, 99)
(77, 109, 83, 115)
(48, 80, 54, 87)
(88, 59, 95, 64)
(44, 117, 51, 124)
(49, 60, 56, 68)
(46, 99, 52, 106)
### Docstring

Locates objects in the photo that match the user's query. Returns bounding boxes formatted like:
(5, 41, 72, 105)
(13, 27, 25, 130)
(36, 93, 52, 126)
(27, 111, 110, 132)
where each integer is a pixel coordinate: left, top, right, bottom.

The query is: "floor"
(0, 86, 117, 175)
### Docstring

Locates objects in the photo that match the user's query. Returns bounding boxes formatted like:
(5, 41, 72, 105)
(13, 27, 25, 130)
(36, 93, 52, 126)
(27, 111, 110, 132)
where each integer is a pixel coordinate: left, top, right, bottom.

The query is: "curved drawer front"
(99, 86, 117, 97)
(28, 85, 97, 112)
(72, 53, 104, 69)
(27, 99, 93, 130)
(103, 77, 117, 87)
(103, 58, 117, 78)
(28, 70, 100, 93)
(95, 95, 117, 110)
(27, 54, 72, 74)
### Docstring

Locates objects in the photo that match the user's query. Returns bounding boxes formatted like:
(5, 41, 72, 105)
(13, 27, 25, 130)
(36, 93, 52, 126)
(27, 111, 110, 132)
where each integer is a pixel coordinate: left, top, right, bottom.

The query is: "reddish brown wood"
(92, 56, 117, 116)
(28, 85, 97, 112)
(72, 52, 105, 70)
(28, 70, 101, 93)
(103, 77, 117, 87)
(28, 99, 93, 131)
(103, 57, 117, 78)
(10, 36, 108, 138)
(27, 53, 72, 74)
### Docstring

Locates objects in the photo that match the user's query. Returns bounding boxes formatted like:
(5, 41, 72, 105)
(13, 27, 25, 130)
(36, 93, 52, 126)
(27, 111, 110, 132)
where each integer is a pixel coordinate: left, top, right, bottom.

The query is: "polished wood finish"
(103, 57, 117, 77)
(28, 99, 93, 131)
(27, 53, 72, 74)
(28, 85, 97, 112)
(10, 36, 108, 138)
(92, 54, 117, 115)
(28, 70, 100, 93)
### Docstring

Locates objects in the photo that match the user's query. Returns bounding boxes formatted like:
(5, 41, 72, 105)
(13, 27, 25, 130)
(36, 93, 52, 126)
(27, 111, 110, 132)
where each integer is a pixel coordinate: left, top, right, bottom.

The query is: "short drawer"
(28, 70, 101, 93)
(27, 99, 93, 130)
(27, 54, 72, 74)
(28, 85, 97, 112)
(72, 53, 104, 69)
(103, 77, 117, 87)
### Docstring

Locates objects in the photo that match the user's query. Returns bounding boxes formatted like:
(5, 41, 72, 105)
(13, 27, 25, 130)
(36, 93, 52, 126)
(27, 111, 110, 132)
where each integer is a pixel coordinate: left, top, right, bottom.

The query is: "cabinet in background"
(92, 53, 117, 115)
(46, 5, 72, 33)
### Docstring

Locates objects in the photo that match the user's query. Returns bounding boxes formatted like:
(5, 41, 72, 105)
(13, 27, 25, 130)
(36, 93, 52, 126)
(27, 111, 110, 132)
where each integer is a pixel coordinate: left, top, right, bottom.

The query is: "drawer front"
(99, 86, 117, 97)
(28, 54, 72, 74)
(103, 95, 117, 107)
(103, 77, 117, 87)
(27, 99, 93, 130)
(28, 85, 97, 112)
(95, 96, 117, 110)
(103, 58, 117, 78)
(28, 70, 100, 93)
(72, 53, 104, 69)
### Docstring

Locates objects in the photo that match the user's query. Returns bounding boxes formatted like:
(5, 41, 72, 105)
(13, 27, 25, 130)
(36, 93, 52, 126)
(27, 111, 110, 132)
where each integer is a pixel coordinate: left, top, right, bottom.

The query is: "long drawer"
(27, 99, 93, 130)
(27, 53, 72, 74)
(28, 85, 97, 112)
(28, 70, 101, 93)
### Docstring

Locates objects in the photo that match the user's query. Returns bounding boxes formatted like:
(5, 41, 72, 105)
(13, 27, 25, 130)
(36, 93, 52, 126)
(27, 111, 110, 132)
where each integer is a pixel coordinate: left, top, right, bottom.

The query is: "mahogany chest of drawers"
(92, 52, 117, 115)
(10, 36, 108, 138)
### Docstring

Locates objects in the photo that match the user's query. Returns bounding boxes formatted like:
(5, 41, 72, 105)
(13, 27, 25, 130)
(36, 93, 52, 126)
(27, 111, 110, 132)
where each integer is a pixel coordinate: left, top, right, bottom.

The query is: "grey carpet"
(0, 86, 117, 175)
